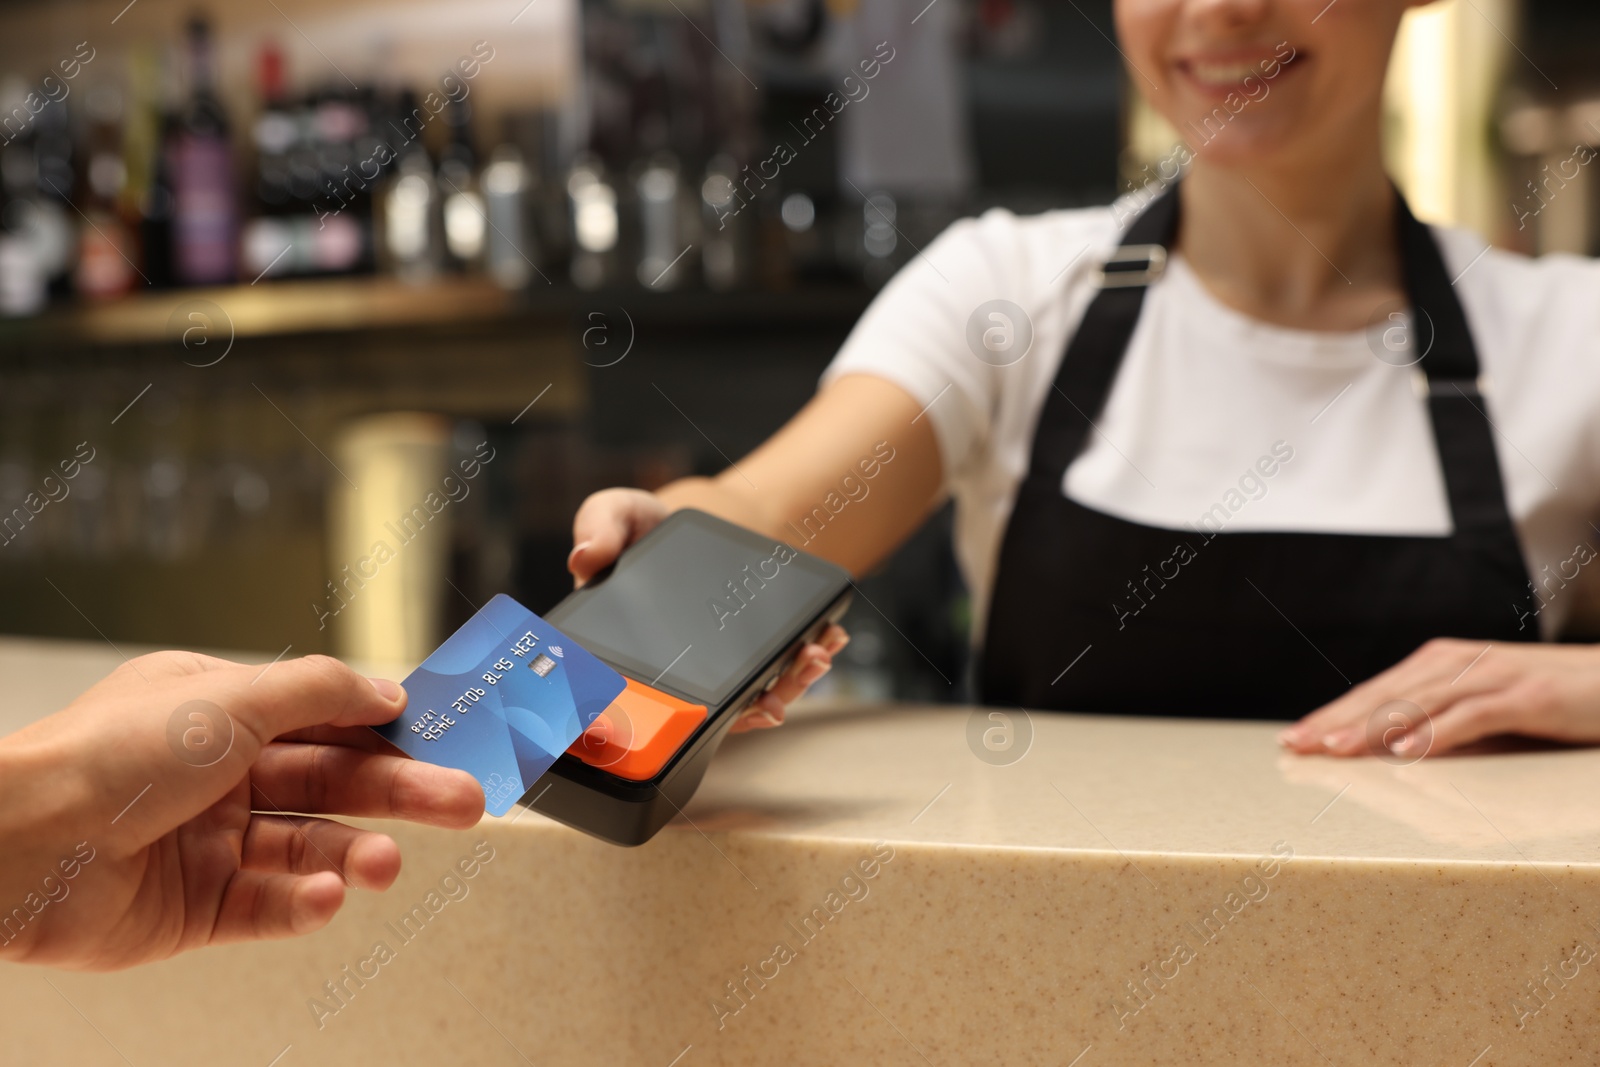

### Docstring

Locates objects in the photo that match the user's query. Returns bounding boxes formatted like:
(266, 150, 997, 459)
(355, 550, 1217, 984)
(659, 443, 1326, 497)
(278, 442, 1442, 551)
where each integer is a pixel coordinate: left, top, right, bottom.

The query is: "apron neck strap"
(1396, 188, 1480, 385)
(1393, 190, 1516, 542)
(1023, 182, 1181, 481)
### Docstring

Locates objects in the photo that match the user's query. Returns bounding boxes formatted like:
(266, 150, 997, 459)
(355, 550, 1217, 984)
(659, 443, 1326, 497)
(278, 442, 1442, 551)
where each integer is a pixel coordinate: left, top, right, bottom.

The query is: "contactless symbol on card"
(371, 594, 627, 816)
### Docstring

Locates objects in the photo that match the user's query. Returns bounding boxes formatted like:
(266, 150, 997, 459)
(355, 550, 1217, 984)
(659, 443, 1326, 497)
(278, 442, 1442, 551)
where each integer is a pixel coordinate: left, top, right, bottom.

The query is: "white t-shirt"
(822, 199, 1600, 640)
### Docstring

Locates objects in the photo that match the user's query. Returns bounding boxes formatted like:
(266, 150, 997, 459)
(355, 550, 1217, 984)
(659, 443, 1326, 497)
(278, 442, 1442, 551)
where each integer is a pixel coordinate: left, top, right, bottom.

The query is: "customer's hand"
(0, 652, 483, 971)
(570, 488, 849, 732)
(1279, 639, 1600, 758)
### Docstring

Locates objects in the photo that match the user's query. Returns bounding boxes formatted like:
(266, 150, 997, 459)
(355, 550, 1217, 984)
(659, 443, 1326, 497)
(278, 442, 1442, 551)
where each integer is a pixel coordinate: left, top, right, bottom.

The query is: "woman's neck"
(1176, 140, 1405, 332)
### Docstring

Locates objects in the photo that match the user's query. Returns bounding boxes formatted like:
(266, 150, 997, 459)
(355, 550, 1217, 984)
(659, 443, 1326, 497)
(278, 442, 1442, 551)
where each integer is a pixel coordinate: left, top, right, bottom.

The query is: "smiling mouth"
(1175, 49, 1302, 96)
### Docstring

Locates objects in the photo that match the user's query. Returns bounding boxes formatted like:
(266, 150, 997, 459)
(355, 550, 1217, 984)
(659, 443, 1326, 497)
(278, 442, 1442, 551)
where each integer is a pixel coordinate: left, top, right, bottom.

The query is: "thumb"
(570, 489, 665, 586)
(223, 655, 406, 749)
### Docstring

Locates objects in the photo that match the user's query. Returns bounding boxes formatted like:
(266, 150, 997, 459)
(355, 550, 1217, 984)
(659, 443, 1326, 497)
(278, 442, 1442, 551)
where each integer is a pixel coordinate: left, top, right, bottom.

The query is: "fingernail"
(369, 677, 404, 702)
(738, 703, 782, 729)
(799, 660, 830, 685)
(567, 540, 592, 568)
(1277, 728, 1301, 746)
(1389, 734, 1414, 754)
(1322, 729, 1354, 751)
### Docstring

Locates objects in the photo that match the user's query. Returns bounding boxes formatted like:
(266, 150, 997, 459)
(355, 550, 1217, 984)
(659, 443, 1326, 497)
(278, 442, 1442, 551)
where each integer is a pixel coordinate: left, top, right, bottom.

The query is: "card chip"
(529, 653, 557, 677)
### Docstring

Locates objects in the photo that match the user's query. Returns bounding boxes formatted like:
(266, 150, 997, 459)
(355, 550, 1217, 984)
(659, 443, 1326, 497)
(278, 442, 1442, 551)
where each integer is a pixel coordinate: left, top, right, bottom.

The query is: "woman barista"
(573, 0, 1600, 758)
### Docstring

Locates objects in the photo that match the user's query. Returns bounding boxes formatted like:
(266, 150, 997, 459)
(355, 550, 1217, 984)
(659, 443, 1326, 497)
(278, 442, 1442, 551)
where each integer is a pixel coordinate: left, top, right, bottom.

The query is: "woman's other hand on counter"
(0, 652, 483, 971)
(568, 487, 850, 733)
(1279, 639, 1600, 758)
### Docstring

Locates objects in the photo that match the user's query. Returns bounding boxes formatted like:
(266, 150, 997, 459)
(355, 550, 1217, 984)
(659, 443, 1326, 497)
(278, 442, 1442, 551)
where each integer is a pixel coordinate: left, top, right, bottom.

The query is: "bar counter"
(2, 636, 1597, 1065)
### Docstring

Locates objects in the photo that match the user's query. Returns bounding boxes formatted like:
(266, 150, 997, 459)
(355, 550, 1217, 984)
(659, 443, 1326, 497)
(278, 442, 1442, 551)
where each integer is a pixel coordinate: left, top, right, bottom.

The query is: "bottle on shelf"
(76, 84, 140, 300)
(439, 99, 486, 272)
(0, 78, 47, 316)
(482, 143, 537, 290)
(34, 83, 79, 300)
(566, 153, 617, 290)
(240, 40, 298, 282)
(0, 77, 75, 313)
(308, 83, 369, 274)
(524, 109, 571, 274)
(376, 95, 443, 284)
(125, 44, 176, 289)
(283, 86, 320, 219)
(0, 221, 44, 317)
(635, 152, 693, 290)
(167, 16, 237, 286)
(700, 152, 748, 291)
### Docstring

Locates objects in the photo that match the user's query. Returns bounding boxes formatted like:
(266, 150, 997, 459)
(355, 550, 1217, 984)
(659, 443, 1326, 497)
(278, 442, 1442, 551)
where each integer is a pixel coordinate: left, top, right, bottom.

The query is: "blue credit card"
(372, 594, 627, 816)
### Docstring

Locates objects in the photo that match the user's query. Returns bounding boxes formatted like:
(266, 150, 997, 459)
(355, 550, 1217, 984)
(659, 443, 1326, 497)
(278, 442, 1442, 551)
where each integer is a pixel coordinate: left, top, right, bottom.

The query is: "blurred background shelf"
(0, 276, 874, 350)
(0, 275, 517, 347)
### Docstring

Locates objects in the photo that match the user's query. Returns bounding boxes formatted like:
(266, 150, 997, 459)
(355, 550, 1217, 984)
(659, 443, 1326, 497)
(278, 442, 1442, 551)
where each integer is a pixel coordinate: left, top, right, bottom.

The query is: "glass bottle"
(240, 40, 298, 282)
(635, 152, 691, 290)
(168, 16, 238, 285)
(482, 143, 536, 290)
(75, 85, 139, 299)
(378, 119, 442, 283)
(439, 99, 486, 271)
(566, 153, 617, 290)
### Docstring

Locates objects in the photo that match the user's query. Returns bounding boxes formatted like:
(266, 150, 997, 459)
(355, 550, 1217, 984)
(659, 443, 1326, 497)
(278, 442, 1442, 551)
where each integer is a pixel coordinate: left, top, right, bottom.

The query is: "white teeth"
(1190, 60, 1265, 85)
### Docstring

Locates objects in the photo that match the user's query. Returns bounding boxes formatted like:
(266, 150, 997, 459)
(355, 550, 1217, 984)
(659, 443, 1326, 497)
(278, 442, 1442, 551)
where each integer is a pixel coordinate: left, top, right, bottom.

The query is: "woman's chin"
(1179, 123, 1308, 173)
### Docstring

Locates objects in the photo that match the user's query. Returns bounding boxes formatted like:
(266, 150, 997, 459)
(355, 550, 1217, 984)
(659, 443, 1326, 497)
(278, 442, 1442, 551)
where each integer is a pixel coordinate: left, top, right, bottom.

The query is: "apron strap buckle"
(1093, 244, 1169, 289)
(1411, 371, 1490, 400)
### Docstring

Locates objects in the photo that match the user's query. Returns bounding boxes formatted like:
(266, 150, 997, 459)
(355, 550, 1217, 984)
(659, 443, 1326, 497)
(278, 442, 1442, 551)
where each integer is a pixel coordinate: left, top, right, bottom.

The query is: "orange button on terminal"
(566, 677, 709, 781)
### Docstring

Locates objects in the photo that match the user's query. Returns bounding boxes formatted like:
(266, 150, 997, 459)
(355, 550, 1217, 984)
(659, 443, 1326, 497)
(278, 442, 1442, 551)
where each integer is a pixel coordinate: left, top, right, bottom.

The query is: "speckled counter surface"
(2, 637, 1598, 1065)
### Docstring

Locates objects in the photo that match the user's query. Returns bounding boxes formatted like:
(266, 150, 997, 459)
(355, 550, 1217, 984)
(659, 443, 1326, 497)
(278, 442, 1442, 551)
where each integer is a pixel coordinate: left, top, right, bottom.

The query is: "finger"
(1401, 691, 1522, 757)
(728, 643, 836, 734)
(274, 722, 403, 753)
(762, 646, 833, 711)
(1318, 705, 1425, 756)
(250, 743, 485, 829)
(1281, 673, 1412, 752)
(214, 655, 409, 754)
(818, 624, 850, 656)
(570, 489, 665, 586)
(241, 814, 401, 891)
(1409, 670, 1600, 754)
(730, 700, 784, 734)
(1279, 680, 1374, 751)
(209, 869, 346, 945)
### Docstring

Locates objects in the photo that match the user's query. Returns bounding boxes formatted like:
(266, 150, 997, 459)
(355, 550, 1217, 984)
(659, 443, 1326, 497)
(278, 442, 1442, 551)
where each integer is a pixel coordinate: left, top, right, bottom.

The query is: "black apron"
(980, 184, 1535, 719)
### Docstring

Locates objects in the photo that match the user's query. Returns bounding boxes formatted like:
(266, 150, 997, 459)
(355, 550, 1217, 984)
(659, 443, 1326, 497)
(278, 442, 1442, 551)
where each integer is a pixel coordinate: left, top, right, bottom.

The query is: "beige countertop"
(2, 636, 1598, 1065)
